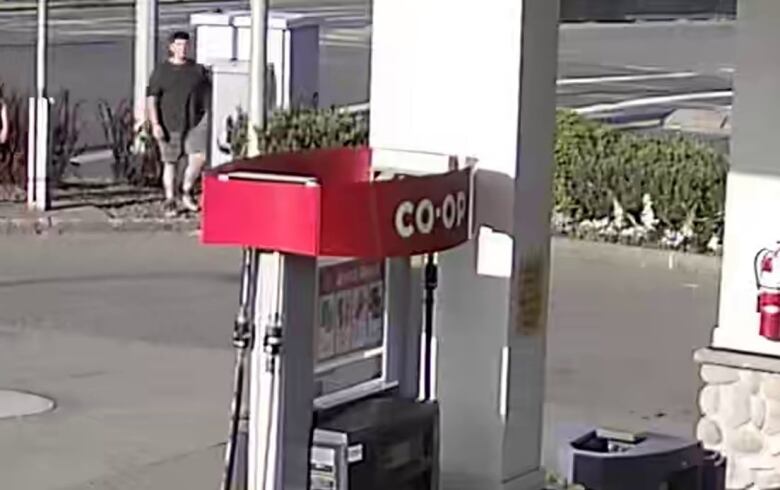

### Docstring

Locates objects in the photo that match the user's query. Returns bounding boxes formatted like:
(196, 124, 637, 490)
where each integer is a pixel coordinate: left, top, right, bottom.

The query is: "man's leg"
(182, 152, 206, 212)
(158, 133, 182, 218)
(162, 161, 176, 201)
(181, 118, 209, 212)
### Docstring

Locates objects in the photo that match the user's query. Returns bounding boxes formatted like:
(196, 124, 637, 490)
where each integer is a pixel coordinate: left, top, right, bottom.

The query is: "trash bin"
(702, 450, 727, 490)
(556, 427, 725, 490)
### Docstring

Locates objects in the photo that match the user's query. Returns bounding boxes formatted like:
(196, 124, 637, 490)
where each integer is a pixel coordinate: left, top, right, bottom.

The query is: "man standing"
(147, 31, 211, 217)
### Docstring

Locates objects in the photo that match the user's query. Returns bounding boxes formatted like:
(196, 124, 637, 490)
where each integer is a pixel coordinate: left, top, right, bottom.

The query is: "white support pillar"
(695, 0, 780, 487)
(710, 0, 780, 356)
(134, 0, 157, 126)
(29, 0, 49, 211)
(369, 0, 559, 489)
(247, 0, 268, 157)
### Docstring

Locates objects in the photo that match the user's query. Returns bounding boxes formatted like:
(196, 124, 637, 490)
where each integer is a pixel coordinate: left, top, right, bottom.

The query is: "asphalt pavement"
(0, 2, 732, 487)
(0, 0, 735, 150)
(0, 0, 372, 148)
(0, 232, 719, 489)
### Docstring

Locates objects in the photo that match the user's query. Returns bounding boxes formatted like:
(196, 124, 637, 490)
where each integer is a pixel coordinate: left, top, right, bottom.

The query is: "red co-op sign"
(201, 147, 473, 258)
(395, 188, 468, 239)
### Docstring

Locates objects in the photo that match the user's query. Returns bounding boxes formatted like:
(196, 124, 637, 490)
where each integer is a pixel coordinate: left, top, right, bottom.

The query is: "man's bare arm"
(146, 96, 165, 140)
(0, 102, 8, 144)
(147, 96, 161, 126)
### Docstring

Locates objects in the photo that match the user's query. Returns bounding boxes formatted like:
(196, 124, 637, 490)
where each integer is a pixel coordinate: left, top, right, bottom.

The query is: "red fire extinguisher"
(756, 245, 780, 340)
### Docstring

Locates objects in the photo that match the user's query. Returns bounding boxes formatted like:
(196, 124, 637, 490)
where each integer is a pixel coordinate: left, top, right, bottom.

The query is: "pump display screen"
(316, 259, 385, 362)
(314, 259, 387, 401)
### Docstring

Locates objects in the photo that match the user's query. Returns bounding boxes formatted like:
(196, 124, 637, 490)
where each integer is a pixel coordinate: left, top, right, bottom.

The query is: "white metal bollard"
(34, 96, 50, 211)
(26, 97, 36, 209)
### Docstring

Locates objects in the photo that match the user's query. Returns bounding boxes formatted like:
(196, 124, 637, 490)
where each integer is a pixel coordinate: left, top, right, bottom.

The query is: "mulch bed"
(0, 181, 200, 220)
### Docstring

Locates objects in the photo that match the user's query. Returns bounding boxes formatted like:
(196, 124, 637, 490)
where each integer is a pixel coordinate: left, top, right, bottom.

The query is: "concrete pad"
(0, 232, 720, 488)
(0, 324, 233, 490)
(663, 107, 731, 134)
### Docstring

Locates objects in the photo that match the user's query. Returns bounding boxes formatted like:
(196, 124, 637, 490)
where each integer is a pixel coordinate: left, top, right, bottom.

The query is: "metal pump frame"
(201, 147, 474, 490)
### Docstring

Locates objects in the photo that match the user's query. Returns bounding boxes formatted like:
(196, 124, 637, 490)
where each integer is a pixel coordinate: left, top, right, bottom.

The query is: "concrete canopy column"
(369, 0, 560, 488)
(697, 1, 780, 488)
(134, 0, 157, 125)
(711, 0, 780, 356)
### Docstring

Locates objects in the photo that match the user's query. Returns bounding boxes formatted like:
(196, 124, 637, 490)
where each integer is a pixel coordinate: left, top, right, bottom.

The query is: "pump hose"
(220, 345, 248, 490)
(423, 253, 437, 402)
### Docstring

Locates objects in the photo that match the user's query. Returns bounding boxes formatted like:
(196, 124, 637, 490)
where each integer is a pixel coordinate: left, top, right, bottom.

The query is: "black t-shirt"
(146, 59, 211, 133)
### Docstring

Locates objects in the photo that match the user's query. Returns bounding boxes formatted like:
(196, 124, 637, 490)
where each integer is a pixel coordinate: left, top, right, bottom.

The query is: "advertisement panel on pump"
(317, 259, 386, 362)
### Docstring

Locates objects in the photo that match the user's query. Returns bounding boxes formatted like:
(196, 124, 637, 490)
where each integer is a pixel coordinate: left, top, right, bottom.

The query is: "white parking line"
(573, 90, 733, 115)
(558, 71, 699, 86)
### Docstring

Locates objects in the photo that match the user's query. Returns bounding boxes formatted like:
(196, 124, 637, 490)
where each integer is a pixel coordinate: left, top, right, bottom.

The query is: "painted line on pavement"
(573, 90, 733, 115)
(558, 71, 699, 86)
(71, 150, 113, 165)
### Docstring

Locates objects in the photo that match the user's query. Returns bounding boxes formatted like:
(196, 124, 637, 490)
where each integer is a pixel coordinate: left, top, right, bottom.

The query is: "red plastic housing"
(201, 147, 473, 258)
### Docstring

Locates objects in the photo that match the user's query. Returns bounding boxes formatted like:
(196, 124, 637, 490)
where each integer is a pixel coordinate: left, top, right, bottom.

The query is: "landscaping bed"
(0, 102, 729, 253)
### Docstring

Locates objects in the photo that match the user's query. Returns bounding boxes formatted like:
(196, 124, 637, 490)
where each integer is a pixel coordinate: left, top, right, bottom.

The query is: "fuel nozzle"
(424, 254, 438, 291)
(263, 313, 284, 372)
(232, 308, 253, 349)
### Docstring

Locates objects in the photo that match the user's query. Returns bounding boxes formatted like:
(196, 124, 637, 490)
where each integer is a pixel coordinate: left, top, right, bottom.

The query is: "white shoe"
(163, 199, 178, 218)
(182, 193, 200, 213)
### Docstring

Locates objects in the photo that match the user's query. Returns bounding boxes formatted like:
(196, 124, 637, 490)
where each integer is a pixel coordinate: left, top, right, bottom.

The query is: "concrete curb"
(551, 237, 721, 274)
(1, 219, 721, 274)
(0, 215, 199, 235)
(0, 213, 722, 273)
(0, 0, 214, 12)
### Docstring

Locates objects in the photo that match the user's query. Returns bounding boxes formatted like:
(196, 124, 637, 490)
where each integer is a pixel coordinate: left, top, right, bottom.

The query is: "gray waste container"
(556, 427, 725, 490)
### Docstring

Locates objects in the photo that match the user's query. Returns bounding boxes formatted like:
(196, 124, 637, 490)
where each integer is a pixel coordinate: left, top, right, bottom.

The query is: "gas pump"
(201, 147, 474, 490)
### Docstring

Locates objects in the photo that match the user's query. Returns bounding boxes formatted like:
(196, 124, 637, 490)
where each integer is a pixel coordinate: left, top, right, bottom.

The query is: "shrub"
(223, 107, 726, 251)
(0, 87, 87, 196)
(554, 110, 728, 252)
(226, 106, 369, 159)
(222, 106, 249, 159)
(97, 99, 162, 186)
(257, 106, 368, 155)
(142, 103, 728, 251)
(50, 89, 86, 182)
(0, 88, 29, 192)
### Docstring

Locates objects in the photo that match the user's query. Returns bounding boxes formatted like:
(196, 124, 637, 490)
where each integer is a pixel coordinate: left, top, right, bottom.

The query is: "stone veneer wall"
(696, 348, 780, 490)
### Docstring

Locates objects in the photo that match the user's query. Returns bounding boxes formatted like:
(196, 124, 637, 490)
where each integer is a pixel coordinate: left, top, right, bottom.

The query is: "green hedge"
(555, 110, 727, 252)
(229, 107, 368, 158)
(227, 107, 728, 252)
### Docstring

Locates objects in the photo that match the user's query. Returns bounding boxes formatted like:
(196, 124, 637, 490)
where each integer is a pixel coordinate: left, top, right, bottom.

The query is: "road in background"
(0, 0, 372, 148)
(558, 21, 734, 125)
(0, 0, 735, 148)
(0, 232, 718, 488)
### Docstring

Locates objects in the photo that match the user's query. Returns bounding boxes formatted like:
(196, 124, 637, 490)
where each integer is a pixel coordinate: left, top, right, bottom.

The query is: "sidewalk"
(0, 185, 199, 235)
(0, 323, 232, 490)
(0, 203, 199, 234)
(0, 0, 224, 12)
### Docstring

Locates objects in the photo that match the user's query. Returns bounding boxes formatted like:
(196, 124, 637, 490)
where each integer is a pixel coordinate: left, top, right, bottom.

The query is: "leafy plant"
(50, 89, 86, 183)
(221, 106, 249, 159)
(96, 98, 162, 186)
(0, 87, 28, 191)
(97, 99, 134, 182)
(225, 106, 369, 160)
(257, 106, 368, 155)
(554, 110, 728, 252)
(135, 120, 164, 186)
(221, 106, 726, 251)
